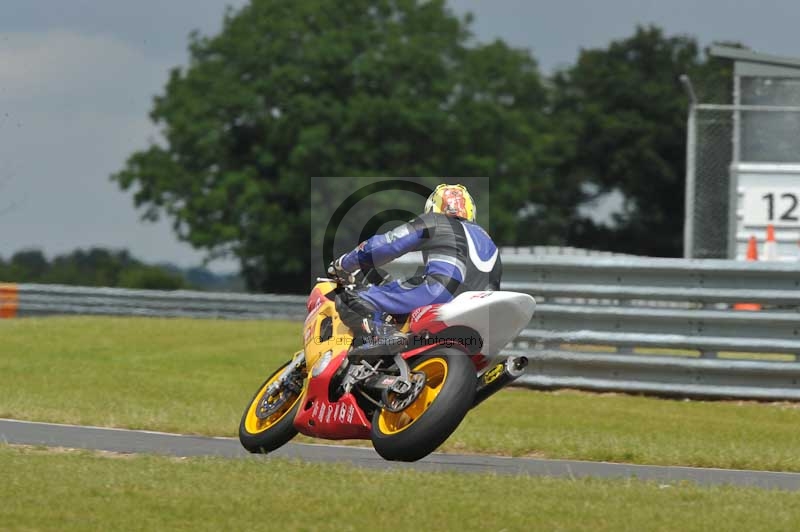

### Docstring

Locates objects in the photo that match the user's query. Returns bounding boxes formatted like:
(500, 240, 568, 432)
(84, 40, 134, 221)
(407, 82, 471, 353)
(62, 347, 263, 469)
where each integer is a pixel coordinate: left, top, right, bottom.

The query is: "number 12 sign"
(743, 187, 800, 226)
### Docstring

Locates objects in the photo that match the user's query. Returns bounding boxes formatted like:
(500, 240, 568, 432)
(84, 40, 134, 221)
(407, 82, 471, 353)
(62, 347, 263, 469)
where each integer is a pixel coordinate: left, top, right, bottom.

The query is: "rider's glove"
(327, 256, 354, 284)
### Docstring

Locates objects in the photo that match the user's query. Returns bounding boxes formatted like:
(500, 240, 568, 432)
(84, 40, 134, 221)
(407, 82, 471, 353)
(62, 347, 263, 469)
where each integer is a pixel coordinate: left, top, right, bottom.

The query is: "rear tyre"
(238, 358, 304, 453)
(370, 349, 476, 462)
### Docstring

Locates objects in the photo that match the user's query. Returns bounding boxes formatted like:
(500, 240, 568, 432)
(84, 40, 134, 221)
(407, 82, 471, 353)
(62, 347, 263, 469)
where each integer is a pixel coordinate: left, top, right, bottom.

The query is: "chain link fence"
(687, 106, 733, 258)
(685, 73, 800, 259)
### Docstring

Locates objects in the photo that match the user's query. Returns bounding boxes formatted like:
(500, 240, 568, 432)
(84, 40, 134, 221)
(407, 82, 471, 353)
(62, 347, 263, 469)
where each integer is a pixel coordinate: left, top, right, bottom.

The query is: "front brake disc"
(256, 389, 290, 420)
(381, 371, 427, 413)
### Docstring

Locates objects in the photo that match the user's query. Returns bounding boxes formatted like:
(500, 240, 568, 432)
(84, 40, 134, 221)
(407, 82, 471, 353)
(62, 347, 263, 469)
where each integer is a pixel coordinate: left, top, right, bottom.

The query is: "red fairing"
(404, 304, 455, 360)
(405, 303, 486, 370)
(294, 393, 371, 440)
(409, 304, 447, 334)
(293, 352, 372, 440)
(306, 286, 327, 313)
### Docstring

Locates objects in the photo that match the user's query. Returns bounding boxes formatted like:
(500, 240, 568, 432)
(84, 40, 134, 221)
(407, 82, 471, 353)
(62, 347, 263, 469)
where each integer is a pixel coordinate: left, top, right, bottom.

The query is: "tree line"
(112, 0, 739, 293)
(0, 248, 243, 291)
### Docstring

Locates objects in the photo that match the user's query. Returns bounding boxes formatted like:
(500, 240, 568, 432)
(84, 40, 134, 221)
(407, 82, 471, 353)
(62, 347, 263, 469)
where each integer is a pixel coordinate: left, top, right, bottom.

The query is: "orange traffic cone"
(746, 234, 758, 261)
(763, 224, 778, 261)
(734, 235, 761, 311)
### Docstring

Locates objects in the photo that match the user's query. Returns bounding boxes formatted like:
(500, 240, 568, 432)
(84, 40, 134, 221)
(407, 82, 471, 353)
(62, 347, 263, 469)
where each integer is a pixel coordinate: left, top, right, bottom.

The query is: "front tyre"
(239, 358, 305, 453)
(370, 349, 476, 462)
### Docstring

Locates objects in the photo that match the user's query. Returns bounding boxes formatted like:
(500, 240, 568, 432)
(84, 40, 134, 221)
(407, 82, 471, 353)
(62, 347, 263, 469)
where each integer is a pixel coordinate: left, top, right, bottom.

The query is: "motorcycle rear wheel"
(238, 358, 304, 453)
(370, 349, 476, 462)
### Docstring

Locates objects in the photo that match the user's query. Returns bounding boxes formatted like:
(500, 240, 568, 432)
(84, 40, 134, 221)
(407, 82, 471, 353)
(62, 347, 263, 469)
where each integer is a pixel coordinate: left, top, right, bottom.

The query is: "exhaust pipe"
(505, 355, 528, 377)
(472, 356, 529, 408)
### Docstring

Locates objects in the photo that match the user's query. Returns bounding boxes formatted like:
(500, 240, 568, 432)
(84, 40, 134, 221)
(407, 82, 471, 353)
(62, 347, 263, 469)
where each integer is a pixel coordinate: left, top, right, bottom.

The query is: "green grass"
(0, 316, 297, 434)
(3, 317, 800, 471)
(453, 389, 800, 470)
(2, 445, 800, 532)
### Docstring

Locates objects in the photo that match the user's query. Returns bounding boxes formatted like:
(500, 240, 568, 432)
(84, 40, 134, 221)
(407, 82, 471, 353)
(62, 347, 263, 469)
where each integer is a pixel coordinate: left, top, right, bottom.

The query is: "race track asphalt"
(2, 418, 799, 491)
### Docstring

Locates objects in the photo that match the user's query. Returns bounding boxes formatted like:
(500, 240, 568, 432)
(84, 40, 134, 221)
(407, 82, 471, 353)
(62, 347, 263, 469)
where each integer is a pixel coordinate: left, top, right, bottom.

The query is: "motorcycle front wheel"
(370, 349, 476, 462)
(238, 356, 305, 453)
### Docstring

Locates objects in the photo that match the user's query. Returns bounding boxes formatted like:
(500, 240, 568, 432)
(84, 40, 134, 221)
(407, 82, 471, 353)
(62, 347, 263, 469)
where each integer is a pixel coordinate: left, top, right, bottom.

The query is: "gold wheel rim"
(377, 357, 448, 435)
(244, 365, 302, 434)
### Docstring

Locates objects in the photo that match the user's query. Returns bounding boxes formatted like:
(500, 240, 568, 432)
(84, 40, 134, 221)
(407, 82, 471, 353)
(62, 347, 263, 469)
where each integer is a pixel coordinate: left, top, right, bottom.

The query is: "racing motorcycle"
(238, 269, 535, 462)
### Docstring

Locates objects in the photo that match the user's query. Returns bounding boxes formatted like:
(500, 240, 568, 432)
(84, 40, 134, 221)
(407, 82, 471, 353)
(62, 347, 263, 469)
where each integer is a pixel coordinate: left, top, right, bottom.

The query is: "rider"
(328, 183, 502, 353)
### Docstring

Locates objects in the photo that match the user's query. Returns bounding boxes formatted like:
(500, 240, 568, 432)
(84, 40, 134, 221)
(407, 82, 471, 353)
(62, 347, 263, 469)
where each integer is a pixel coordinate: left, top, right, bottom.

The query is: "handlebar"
(316, 268, 392, 289)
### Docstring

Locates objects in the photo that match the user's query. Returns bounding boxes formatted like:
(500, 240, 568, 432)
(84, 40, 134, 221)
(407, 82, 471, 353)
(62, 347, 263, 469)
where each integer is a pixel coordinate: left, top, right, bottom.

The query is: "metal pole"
(681, 75, 698, 258)
(728, 74, 742, 259)
(680, 74, 698, 105)
(732, 74, 741, 164)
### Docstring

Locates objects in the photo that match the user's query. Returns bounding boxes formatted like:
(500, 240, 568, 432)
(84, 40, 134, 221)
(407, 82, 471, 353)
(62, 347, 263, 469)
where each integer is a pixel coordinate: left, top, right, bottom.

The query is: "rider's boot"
(349, 317, 407, 360)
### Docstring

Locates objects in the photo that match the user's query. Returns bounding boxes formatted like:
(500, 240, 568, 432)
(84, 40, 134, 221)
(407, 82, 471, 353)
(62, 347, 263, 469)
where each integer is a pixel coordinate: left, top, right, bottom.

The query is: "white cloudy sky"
(1, 1, 799, 272)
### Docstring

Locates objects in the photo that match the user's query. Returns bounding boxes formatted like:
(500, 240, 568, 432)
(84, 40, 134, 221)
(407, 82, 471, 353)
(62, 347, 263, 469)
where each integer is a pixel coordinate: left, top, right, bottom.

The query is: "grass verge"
(3, 445, 800, 532)
(3, 317, 800, 471)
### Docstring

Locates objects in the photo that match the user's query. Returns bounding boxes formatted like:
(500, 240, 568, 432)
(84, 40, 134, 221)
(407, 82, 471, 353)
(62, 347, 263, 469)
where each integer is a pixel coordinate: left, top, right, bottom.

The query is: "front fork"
(272, 351, 306, 390)
(472, 355, 528, 408)
(257, 351, 307, 419)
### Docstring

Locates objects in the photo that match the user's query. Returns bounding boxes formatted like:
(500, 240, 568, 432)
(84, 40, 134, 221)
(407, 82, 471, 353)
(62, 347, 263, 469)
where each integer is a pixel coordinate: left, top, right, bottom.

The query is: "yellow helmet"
(424, 184, 476, 222)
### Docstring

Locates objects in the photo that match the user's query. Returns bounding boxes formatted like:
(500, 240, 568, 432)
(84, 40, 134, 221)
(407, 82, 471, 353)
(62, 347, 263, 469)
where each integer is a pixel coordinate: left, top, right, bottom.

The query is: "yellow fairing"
(303, 283, 353, 372)
(377, 357, 448, 434)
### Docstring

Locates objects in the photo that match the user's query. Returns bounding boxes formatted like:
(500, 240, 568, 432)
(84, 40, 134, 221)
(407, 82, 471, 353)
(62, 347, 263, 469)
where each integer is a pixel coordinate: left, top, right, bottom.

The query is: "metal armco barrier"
(8, 283, 307, 320)
(3, 254, 800, 400)
(496, 255, 800, 400)
(509, 349, 800, 400)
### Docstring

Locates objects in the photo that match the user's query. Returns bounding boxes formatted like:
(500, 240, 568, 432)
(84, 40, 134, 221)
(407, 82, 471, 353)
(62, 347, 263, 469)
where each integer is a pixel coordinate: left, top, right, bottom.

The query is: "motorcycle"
(238, 268, 535, 462)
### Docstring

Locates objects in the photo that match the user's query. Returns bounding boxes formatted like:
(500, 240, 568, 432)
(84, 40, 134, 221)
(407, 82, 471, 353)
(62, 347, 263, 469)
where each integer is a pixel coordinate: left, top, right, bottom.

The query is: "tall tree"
(551, 25, 733, 256)
(112, 0, 551, 292)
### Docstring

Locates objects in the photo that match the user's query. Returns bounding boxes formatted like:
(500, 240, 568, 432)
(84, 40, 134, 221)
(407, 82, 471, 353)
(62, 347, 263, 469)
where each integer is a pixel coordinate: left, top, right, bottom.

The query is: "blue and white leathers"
(338, 212, 502, 317)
